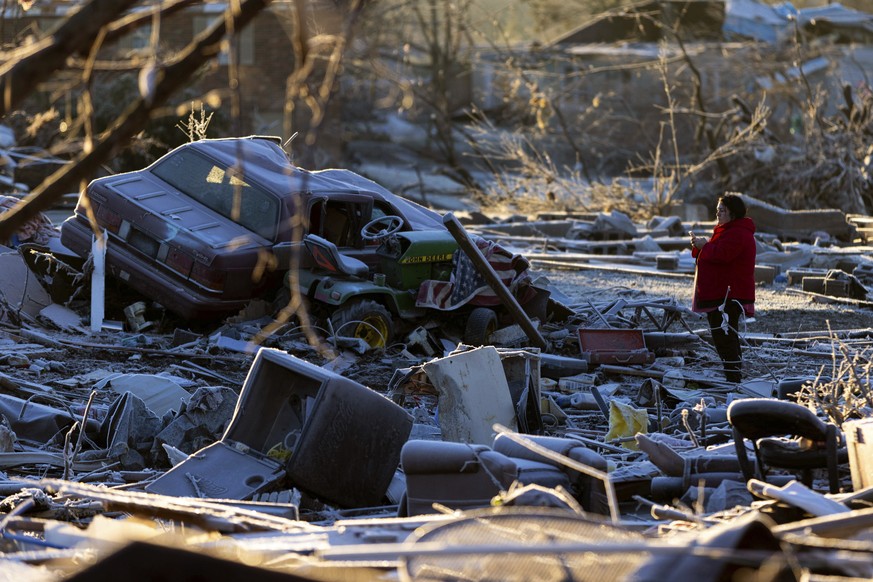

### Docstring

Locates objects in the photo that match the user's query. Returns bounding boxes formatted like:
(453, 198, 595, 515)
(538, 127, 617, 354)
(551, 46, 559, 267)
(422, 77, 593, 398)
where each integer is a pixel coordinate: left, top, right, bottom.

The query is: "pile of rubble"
(1, 200, 873, 580)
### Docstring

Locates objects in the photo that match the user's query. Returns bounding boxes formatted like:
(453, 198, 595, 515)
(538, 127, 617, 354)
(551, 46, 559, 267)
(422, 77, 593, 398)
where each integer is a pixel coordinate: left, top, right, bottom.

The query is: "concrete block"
(754, 265, 777, 284)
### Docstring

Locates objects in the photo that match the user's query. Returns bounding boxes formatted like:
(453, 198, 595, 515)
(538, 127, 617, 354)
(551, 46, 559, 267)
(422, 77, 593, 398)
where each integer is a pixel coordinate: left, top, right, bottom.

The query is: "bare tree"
(437, 2, 869, 217)
(348, 0, 481, 189)
(0, 0, 273, 242)
(0, 0, 140, 117)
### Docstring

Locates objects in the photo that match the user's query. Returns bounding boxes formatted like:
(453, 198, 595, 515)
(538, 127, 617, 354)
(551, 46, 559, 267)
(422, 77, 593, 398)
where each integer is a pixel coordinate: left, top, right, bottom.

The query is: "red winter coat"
(691, 217, 756, 316)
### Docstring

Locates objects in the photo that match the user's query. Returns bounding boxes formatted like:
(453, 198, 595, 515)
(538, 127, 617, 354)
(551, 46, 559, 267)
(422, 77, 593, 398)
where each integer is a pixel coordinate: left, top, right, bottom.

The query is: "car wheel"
(330, 299, 394, 349)
(464, 307, 498, 346)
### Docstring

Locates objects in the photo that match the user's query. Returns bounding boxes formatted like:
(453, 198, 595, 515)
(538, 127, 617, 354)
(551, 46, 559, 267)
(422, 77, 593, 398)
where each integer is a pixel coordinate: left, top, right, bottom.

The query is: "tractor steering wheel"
(361, 215, 404, 241)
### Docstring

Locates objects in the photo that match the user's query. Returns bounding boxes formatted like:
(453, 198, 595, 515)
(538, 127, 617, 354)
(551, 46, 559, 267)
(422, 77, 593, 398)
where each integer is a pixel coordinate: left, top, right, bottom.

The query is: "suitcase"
(577, 328, 654, 365)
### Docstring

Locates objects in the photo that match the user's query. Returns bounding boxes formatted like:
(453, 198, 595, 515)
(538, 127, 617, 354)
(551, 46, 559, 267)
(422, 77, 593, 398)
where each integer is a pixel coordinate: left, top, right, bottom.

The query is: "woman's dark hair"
(719, 193, 746, 220)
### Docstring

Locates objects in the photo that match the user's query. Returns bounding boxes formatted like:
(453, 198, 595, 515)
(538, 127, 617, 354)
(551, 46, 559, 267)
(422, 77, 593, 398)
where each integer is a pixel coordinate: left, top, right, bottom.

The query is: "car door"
(307, 193, 377, 251)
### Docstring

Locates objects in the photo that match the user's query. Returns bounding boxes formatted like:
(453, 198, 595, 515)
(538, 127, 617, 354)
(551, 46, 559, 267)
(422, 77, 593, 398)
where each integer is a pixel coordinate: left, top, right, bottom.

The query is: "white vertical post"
(90, 230, 106, 333)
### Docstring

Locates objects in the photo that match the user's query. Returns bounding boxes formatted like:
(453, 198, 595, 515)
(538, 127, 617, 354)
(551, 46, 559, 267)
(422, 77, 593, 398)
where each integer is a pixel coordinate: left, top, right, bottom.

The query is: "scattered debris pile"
(1, 320, 873, 580)
(2, 168, 873, 578)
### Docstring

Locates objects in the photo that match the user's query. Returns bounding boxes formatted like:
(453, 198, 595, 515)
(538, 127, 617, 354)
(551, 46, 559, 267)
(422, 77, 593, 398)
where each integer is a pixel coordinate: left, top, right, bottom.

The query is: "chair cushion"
(512, 458, 572, 490)
(401, 440, 518, 516)
(492, 434, 610, 515)
(758, 437, 848, 469)
(492, 434, 608, 476)
(304, 234, 369, 277)
(727, 398, 828, 441)
(402, 441, 499, 474)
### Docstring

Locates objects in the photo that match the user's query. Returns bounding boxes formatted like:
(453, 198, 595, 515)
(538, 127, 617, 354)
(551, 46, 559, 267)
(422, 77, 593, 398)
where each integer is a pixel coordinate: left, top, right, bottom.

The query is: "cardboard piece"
(423, 346, 517, 445)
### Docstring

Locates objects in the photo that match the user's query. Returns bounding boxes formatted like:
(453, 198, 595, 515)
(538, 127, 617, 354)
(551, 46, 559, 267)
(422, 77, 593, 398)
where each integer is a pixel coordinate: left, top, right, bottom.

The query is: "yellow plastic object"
(605, 400, 648, 450)
(266, 442, 293, 462)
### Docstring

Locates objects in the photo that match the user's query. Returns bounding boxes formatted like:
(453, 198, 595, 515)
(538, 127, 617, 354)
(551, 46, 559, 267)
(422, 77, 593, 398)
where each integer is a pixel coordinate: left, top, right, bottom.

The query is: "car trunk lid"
(106, 174, 266, 251)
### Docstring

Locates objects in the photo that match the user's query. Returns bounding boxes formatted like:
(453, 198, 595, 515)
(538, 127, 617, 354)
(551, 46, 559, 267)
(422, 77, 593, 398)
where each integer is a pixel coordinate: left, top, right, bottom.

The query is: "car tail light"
(96, 205, 123, 233)
(190, 261, 226, 291)
(164, 247, 194, 276)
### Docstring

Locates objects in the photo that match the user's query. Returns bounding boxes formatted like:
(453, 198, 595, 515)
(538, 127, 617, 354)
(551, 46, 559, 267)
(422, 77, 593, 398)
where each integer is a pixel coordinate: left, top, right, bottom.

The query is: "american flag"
(416, 236, 527, 310)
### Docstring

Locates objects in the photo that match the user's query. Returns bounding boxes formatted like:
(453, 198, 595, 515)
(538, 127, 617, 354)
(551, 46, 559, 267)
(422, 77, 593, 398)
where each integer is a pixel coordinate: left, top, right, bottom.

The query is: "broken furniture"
(727, 398, 845, 494)
(400, 440, 518, 516)
(147, 348, 413, 508)
(801, 269, 868, 300)
(497, 349, 544, 435)
(492, 434, 609, 515)
(634, 433, 780, 502)
(400, 435, 611, 517)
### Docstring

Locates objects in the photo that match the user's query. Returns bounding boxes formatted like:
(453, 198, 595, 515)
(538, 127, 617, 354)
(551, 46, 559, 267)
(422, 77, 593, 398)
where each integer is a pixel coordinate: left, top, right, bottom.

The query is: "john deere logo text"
(399, 253, 453, 264)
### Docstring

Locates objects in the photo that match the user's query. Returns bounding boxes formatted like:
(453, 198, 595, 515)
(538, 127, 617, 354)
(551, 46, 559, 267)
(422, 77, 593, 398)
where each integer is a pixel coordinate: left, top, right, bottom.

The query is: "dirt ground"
(537, 265, 873, 386)
(540, 267, 873, 336)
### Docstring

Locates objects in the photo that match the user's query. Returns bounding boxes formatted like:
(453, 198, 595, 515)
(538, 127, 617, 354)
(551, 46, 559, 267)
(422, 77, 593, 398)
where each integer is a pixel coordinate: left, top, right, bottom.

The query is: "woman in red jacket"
(690, 193, 756, 383)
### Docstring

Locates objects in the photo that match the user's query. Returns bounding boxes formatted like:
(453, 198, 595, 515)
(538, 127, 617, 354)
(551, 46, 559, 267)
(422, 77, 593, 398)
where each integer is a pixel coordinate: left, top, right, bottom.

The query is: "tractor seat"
(304, 234, 369, 278)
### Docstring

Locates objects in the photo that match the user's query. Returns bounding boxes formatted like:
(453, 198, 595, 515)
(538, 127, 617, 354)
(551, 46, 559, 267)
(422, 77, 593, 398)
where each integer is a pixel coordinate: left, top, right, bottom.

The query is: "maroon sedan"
(60, 136, 444, 320)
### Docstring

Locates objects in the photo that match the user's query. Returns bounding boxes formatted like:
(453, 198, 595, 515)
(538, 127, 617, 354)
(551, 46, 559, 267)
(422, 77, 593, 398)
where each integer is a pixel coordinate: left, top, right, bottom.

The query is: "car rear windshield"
(152, 148, 280, 240)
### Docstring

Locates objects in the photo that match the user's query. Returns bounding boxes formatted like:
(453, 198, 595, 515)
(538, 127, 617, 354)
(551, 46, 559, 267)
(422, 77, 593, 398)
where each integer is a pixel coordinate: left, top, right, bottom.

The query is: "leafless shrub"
(797, 340, 873, 427)
(618, 50, 770, 218)
(176, 102, 213, 142)
(463, 112, 592, 214)
(459, 4, 873, 221)
(466, 40, 771, 220)
(722, 50, 873, 212)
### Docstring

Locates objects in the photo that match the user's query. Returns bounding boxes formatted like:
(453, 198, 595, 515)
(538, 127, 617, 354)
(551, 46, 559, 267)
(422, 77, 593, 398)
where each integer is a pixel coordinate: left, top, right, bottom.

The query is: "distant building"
(722, 0, 793, 44)
(725, 0, 873, 45)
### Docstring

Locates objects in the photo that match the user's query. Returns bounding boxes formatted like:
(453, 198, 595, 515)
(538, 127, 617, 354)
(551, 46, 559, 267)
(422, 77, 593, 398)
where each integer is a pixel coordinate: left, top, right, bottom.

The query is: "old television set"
(147, 348, 413, 508)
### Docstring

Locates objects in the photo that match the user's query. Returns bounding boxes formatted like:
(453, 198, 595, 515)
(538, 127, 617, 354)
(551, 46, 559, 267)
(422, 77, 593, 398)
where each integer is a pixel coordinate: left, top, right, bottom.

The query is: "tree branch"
(0, 0, 273, 242)
(0, 0, 140, 116)
(103, 0, 201, 45)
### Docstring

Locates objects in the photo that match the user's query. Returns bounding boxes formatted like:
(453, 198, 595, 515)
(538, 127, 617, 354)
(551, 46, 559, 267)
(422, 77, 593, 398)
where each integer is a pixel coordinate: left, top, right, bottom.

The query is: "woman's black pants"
(706, 301, 743, 383)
